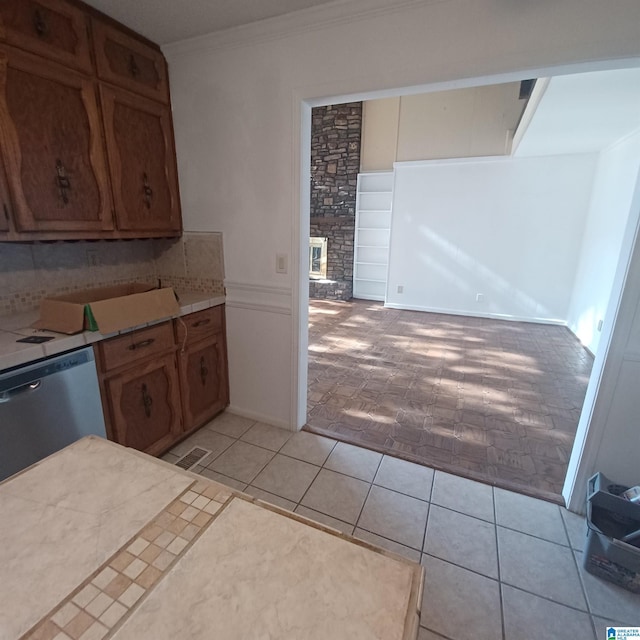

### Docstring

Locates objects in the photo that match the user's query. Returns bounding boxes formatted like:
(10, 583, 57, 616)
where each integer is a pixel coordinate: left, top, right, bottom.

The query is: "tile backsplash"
(0, 232, 225, 317)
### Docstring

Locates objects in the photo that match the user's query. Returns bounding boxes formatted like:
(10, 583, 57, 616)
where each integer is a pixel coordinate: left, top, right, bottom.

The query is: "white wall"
(566, 130, 640, 353)
(385, 155, 598, 322)
(164, 0, 640, 434)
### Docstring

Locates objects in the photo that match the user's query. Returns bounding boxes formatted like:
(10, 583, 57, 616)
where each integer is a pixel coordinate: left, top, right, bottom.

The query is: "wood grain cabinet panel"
(104, 352, 182, 456)
(0, 0, 93, 73)
(100, 84, 181, 233)
(179, 332, 229, 432)
(0, 46, 113, 232)
(92, 18, 168, 104)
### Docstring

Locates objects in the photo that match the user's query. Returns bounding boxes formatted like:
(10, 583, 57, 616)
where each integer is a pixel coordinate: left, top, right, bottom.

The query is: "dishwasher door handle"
(0, 380, 41, 403)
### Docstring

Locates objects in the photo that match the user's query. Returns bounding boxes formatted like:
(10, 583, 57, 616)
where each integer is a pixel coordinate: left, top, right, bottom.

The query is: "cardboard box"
(33, 284, 180, 335)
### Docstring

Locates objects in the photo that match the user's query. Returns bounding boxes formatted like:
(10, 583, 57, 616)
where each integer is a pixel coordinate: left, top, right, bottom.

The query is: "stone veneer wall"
(0, 233, 225, 317)
(309, 102, 362, 301)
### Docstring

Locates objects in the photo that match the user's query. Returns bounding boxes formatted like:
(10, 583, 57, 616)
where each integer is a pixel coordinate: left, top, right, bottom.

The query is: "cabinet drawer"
(0, 0, 92, 73)
(91, 18, 168, 103)
(97, 321, 175, 372)
(175, 306, 223, 346)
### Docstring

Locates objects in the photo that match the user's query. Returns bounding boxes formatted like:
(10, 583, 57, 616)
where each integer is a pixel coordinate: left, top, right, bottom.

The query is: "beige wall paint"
(361, 83, 524, 170)
(360, 98, 400, 172)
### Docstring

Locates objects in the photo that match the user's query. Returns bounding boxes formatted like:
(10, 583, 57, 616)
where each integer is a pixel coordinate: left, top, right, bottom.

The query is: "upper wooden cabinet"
(92, 18, 169, 104)
(0, 46, 114, 232)
(101, 84, 181, 233)
(0, 0, 93, 73)
(0, 0, 181, 241)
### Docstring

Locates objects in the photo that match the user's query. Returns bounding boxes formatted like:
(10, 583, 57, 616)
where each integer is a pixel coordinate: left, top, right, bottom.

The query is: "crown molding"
(163, 0, 449, 59)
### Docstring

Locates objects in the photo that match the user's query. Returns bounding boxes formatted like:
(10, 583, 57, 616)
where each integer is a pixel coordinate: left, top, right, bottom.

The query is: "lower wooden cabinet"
(95, 306, 229, 457)
(179, 332, 229, 432)
(103, 352, 182, 456)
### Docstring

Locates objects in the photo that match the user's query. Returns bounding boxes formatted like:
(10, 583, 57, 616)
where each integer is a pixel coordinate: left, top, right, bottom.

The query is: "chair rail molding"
(224, 280, 292, 315)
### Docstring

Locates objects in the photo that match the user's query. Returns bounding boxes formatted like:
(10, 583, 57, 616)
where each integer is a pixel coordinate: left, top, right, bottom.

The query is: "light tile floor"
(164, 412, 640, 639)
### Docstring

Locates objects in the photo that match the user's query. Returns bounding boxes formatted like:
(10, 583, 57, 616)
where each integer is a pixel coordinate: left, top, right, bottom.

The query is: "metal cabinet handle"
(141, 383, 153, 418)
(193, 319, 211, 328)
(143, 172, 153, 209)
(127, 338, 155, 351)
(0, 380, 41, 403)
(55, 160, 71, 204)
(200, 356, 209, 386)
(34, 9, 48, 37)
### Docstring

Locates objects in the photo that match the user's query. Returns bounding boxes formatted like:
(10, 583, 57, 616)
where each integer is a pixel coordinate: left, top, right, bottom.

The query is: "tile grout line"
(493, 485, 507, 640)
(291, 448, 334, 519)
(419, 469, 437, 559)
(564, 511, 600, 639)
(351, 454, 385, 536)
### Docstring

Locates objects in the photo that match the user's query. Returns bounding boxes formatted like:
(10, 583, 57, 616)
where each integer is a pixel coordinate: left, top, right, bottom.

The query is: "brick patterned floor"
(305, 299, 594, 501)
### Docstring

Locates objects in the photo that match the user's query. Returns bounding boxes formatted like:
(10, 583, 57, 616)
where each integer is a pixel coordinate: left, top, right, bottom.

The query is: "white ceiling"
(82, 0, 337, 45)
(514, 68, 640, 157)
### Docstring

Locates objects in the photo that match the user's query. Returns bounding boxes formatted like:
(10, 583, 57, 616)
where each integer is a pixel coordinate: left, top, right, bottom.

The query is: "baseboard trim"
(226, 405, 296, 432)
(382, 302, 567, 326)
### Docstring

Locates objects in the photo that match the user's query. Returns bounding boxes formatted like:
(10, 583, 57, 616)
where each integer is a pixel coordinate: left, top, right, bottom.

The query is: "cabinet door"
(105, 353, 182, 456)
(92, 18, 168, 104)
(179, 333, 229, 432)
(0, 47, 113, 232)
(100, 85, 181, 233)
(0, 0, 93, 73)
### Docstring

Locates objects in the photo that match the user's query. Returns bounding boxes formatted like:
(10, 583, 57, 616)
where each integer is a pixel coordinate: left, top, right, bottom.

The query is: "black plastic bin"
(584, 472, 640, 593)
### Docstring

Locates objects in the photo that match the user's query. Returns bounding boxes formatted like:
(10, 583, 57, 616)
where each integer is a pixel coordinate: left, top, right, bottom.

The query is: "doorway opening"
(301, 68, 640, 503)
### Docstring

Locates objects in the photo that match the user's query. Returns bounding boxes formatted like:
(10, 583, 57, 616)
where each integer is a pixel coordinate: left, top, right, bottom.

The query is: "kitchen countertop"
(1, 437, 423, 640)
(0, 292, 225, 372)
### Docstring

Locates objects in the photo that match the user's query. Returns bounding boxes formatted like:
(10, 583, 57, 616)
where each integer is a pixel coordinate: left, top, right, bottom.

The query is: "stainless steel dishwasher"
(0, 346, 106, 482)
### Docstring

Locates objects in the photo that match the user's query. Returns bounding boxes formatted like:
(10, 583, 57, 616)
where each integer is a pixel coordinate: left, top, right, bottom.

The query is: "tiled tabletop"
(3, 436, 423, 640)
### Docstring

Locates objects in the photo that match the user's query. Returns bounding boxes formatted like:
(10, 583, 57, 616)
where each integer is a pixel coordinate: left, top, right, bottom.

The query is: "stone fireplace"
(309, 102, 362, 301)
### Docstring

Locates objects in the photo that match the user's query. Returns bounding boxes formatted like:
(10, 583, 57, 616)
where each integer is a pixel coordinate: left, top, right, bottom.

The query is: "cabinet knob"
(55, 160, 71, 205)
(141, 383, 153, 418)
(200, 356, 209, 387)
(129, 54, 140, 78)
(33, 9, 48, 38)
(143, 172, 153, 209)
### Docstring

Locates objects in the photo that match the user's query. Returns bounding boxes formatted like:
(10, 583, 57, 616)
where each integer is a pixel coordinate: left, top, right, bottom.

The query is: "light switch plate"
(276, 253, 288, 274)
